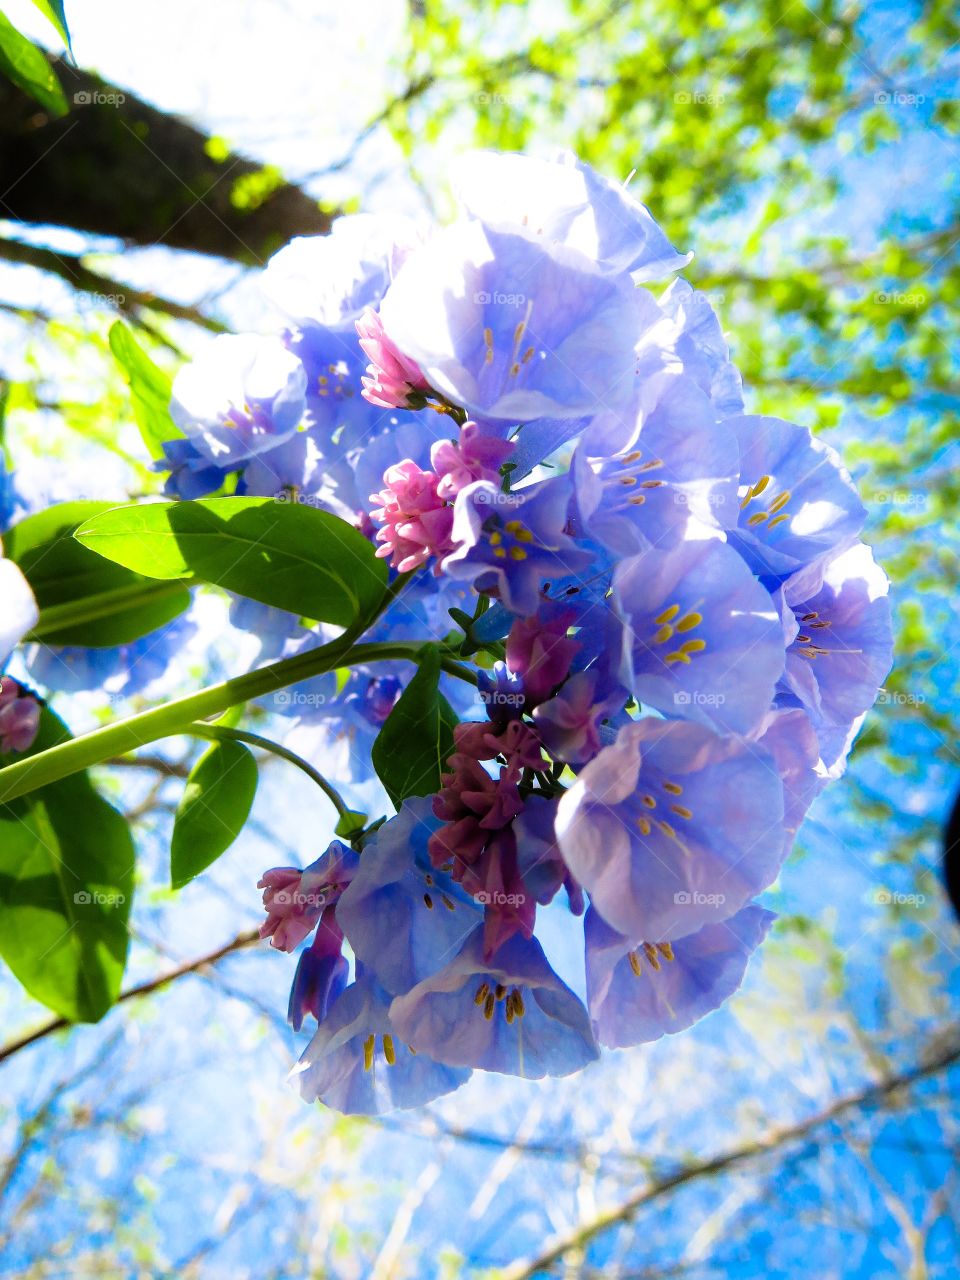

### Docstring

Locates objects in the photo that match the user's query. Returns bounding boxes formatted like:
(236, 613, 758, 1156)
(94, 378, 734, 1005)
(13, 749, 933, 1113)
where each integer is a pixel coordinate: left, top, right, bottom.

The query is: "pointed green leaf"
(75, 497, 388, 629)
(372, 649, 457, 808)
(170, 740, 258, 888)
(0, 12, 68, 115)
(0, 709, 134, 1022)
(30, 0, 71, 52)
(4, 501, 191, 646)
(109, 322, 183, 461)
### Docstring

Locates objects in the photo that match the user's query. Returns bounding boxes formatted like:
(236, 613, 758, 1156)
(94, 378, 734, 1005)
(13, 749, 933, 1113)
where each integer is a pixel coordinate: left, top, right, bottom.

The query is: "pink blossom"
(369, 459, 455, 573)
(356, 308, 430, 409)
(0, 679, 40, 754)
(258, 867, 325, 952)
(431, 421, 514, 500)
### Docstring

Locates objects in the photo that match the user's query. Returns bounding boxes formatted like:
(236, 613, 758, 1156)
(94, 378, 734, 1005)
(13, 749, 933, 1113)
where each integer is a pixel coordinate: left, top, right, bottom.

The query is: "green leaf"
(30, 0, 71, 52)
(0, 709, 134, 1022)
(109, 321, 183, 461)
(170, 741, 258, 888)
(4, 501, 191, 646)
(372, 649, 457, 808)
(334, 809, 368, 840)
(75, 497, 389, 629)
(0, 11, 68, 115)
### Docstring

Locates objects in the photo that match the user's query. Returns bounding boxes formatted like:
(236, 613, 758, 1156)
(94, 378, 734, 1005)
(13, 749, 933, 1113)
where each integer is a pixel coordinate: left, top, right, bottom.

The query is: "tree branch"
(0, 928, 261, 1066)
(502, 1030, 960, 1280)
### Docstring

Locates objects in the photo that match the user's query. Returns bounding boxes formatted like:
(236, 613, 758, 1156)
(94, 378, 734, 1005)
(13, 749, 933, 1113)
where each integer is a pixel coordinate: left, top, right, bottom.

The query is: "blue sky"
(0, 1, 958, 1276)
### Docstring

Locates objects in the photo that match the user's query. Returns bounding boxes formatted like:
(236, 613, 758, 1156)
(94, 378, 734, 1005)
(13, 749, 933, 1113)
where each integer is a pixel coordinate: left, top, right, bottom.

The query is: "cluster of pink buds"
(369, 421, 515, 574)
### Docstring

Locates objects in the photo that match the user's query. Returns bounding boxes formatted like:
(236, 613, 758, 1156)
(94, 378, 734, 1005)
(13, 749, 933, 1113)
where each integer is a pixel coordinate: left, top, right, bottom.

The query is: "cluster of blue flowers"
(162, 152, 890, 1113)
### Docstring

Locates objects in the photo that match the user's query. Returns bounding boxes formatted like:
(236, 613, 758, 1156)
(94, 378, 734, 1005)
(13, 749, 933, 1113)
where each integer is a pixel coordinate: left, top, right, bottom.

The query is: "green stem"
(185, 722, 352, 820)
(26, 580, 187, 640)
(0, 640, 475, 805)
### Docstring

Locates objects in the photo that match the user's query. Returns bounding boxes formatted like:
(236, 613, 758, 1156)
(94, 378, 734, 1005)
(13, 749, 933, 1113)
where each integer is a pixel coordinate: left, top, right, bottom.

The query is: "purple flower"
(574, 372, 739, 554)
(287, 910, 350, 1032)
(613, 535, 784, 736)
(155, 438, 229, 500)
(431, 420, 514, 500)
(258, 841, 359, 952)
(0, 677, 40, 753)
(170, 334, 307, 466)
(389, 927, 599, 1078)
(262, 214, 421, 328)
(658, 279, 745, 418)
(505, 604, 580, 707)
(25, 614, 195, 697)
(293, 974, 471, 1115)
(0, 456, 26, 532)
(555, 718, 786, 942)
(774, 540, 893, 775)
(336, 798, 483, 997)
(584, 903, 774, 1047)
(476, 661, 525, 725)
(378, 219, 660, 422)
(533, 669, 627, 765)
(513, 793, 583, 912)
(279, 322, 380, 450)
(451, 150, 691, 280)
(755, 707, 825, 854)
(444, 476, 592, 616)
(725, 415, 866, 577)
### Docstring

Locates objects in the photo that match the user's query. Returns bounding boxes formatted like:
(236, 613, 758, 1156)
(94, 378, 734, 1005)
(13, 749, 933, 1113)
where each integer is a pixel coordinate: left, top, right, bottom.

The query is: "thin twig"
(0, 929, 261, 1067)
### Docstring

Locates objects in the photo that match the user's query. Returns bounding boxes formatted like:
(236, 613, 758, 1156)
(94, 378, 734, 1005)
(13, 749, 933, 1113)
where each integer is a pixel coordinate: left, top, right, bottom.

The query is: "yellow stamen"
(382, 1034, 396, 1066)
(676, 612, 702, 633)
(363, 1034, 375, 1071)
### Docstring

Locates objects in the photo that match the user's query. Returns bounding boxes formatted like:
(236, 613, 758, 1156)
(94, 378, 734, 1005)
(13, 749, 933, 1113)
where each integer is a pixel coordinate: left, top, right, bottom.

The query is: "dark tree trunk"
(0, 54, 333, 263)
